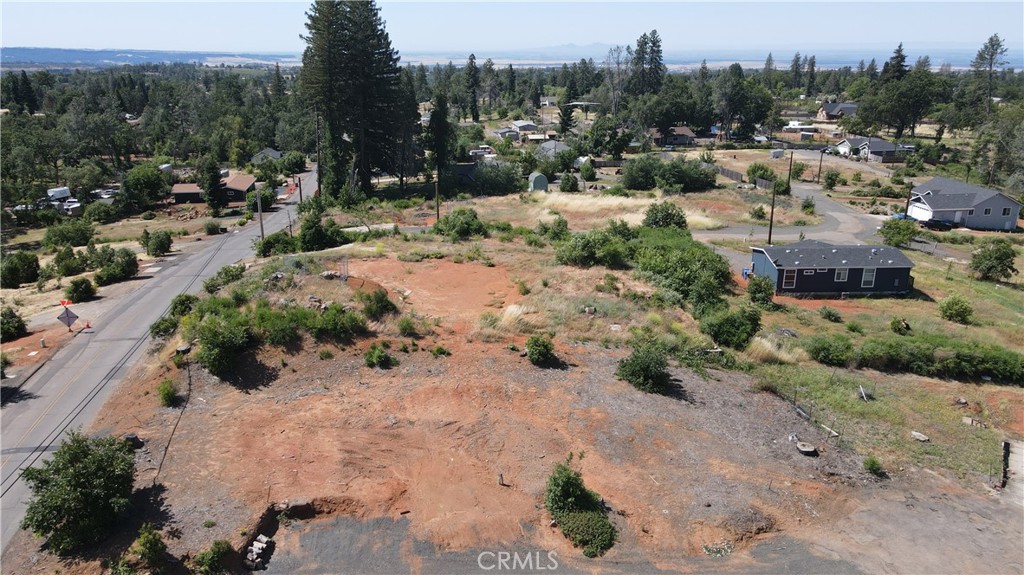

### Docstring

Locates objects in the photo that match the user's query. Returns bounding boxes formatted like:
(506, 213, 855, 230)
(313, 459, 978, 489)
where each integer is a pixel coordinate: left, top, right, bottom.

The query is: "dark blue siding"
(750, 251, 778, 286)
(775, 266, 913, 295)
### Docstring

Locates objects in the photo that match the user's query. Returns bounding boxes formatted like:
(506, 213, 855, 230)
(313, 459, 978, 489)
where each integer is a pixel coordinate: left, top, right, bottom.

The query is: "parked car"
(920, 219, 953, 231)
(891, 213, 916, 221)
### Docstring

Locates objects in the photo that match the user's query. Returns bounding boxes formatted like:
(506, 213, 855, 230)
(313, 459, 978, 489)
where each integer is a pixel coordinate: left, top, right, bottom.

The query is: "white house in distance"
(512, 120, 537, 134)
(907, 177, 1021, 230)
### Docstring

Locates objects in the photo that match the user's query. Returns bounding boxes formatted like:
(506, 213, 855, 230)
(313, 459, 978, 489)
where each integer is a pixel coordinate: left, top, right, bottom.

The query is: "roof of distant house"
(649, 126, 696, 138)
(512, 120, 537, 128)
(171, 183, 201, 195)
(754, 240, 914, 269)
(224, 173, 257, 192)
(253, 147, 282, 160)
(911, 177, 1020, 208)
(821, 102, 859, 115)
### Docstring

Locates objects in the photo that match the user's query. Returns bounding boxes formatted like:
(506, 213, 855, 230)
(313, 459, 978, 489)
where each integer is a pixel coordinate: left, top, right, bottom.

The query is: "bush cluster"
(526, 334, 556, 366)
(803, 334, 854, 366)
(203, 264, 246, 294)
(699, 306, 761, 349)
(642, 201, 687, 229)
(1, 306, 28, 341)
(545, 458, 616, 557)
(157, 379, 178, 407)
(254, 230, 300, 257)
(938, 293, 973, 324)
(146, 230, 174, 257)
(43, 219, 94, 248)
(433, 208, 488, 241)
(1, 251, 40, 287)
(555, 230, 628, 269)
(364, 342, 397, 368)
(746, 275, 775, 308)
(64, 277, 96, 303)
(356, 288, 398, 321)
(616, 345, 670, 394)
(536, 215, 570, 241)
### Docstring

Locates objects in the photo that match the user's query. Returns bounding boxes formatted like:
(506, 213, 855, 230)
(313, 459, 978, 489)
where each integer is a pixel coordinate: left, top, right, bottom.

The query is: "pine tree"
(505, 64, 516, 104)
(465, 53, 480, 122)
(805, 55, 817, 95)
(971, 34, 1008, 117)
(789, 52, 802, 90)
(762, 53, 775, 86)
(394, 68, 420, 191)
(301, 0, 403, 202)
(880, 43, 908, 85)
(646, 30, 666, 94)
(270, 63, 286, 101)
(18, 70, 38, 114)
(426, 91, 451, 171)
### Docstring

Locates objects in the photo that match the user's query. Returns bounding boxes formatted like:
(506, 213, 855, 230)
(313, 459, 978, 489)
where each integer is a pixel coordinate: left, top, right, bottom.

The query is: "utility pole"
(434, 179, 440, 221)
(256, 187, 266, 243)
(297, 176, 303, 203)
(817, 148, 825, 183)
(315, 106, 323, 197)
(768, 151, 792, 245)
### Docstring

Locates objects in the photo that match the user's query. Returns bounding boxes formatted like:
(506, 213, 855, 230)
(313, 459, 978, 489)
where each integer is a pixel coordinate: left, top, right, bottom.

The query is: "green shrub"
(545, 459, 616, 558)
(772, 179, 791, 196)
(822, 169, 841, 190)
(65, 277, 96, 303)
(169, 294, 199, 318)
(203, 264, 246, 294)
(141, 210, 157, 220)
(642, 201, 687, 229)
(253, 305, 302, 346)
(357, 288, 398, 321)
(319, 349, 334, 360)
(364, 342, 397, 368)
(791, 162, 809, 181)
(699, 307, 761, 349)
(430, 344, 451, 358)
(94, 248, 139, 286)
(616, 345, 670, 394)
(526, 334, 556, 366)
(579, 162, 597, 182)
(246, 188, 276, 213)
(1, 306, 29, 341)
(846, 321, 864, 334)
(157, 379, 178, 407)
(204, 221, 222, 235)
(746, 162, 776, 183)
(536, 215, 570, 241)
(149, 316, 178, 339)
(970, 238, 1019, 281)
(687, 270, 727, 318)
(83, 202, 121, 224)
(254, 230, 300, 257)
(433, 208, 488, 241)
(1, 251, 41, 287)
(939, 292, 973, 324)
(621, 154, 662, 190)
(43, 219, 94, 247)
(555, 231, 628, 269)
(133, 522, 167, 570)
(311, 304, 367, 341)
(863, 455, 884, 477)
(397, 315, 417, 337)
(749, 205, 767, 220)
(800, 196, 816, 215)
(192, 540, 233, 575)
(819, 306, 842, 322)
(146, 230, 173, 257)
(890, 316, 911, 335)
(746, 275, 775, 307)
(53, 245, 86, 277)
(559, 173, 580, 193)
(195, 313, 253, 376)
(804, 334, 853, 366)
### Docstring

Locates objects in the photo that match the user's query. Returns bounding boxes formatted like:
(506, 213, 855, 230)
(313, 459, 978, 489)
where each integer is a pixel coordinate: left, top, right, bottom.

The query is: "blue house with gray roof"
(907, 177, 1021, 230)
(750, 240, 914, 296)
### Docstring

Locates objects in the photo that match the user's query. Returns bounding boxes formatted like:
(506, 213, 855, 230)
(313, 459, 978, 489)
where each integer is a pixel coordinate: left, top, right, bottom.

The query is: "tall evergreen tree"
(646, 30, 666, 94)
(789, 52, 802, 89)
(880, 43, 908, 85)
(805, 55, 817, 95)
(762, 52, 775, 86)
(505, 64, 516, 104)
(866, 58, 878, 81)
(426, 90, 452, 171)
(302, 0, 402, 203)
(465, 53, 480, 122)
(971, 34, 1008, 117)
(393, 68, 420, 192)
(270, 63, 286, 101)
(18, 71, 38, 114)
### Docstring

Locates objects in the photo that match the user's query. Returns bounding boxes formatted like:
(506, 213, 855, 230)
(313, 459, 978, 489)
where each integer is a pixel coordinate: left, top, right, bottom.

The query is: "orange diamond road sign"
(60, 299, 72, 307)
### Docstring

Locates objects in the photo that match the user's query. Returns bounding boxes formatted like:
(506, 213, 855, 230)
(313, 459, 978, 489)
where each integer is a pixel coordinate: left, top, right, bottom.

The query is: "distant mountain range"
(3, 45, 1021, 71)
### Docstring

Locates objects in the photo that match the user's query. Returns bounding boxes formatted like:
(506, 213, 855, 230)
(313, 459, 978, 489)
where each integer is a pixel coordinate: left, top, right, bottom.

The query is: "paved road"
(0, 168, 316, 551)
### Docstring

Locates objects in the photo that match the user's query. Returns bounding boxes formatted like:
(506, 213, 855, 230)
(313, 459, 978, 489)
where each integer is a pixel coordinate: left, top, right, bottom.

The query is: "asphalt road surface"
(0, 168, 316, 551)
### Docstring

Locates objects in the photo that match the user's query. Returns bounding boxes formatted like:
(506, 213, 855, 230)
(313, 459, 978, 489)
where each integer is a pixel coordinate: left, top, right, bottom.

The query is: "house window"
(803, 270, 815, 275)
(968, 209, 975, 216)
(894, 278, 900, 287)
(782, 269, 797, 289)
(862, 268, 876, 288)
(1003, 207, 1013, 216)
(816, 268, 828, 272)
(835, 268, 849, 282)
(983, 208, 992, 215)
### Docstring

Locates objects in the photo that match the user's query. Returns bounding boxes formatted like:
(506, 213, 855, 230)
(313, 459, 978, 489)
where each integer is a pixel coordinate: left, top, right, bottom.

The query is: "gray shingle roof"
(911, 177, 1017, 210)
(838, 137, 869, 149)
(754, 240, 914, 269)
(823, 102, 858, 116)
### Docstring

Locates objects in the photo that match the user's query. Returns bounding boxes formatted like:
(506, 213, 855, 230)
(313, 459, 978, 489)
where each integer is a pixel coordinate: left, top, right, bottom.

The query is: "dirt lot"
(3, 251, 1021, 574)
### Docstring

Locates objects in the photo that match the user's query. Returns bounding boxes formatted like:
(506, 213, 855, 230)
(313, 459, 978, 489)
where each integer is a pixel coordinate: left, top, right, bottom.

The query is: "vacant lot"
(3, 215, 1021, 573)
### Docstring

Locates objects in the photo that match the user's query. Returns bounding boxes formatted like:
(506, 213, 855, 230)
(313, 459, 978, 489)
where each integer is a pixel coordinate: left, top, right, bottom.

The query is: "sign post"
(57, 307, 78, 332)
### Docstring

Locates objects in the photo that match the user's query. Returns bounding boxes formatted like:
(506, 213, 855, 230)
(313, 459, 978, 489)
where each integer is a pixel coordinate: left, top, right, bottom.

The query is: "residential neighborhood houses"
(751, 240, 915, 296)
(908, 177, 1022, 230)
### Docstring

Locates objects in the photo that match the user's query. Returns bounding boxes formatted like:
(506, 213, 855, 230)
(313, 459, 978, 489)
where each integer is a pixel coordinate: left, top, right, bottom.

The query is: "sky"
(2, 1, 1023, 64)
